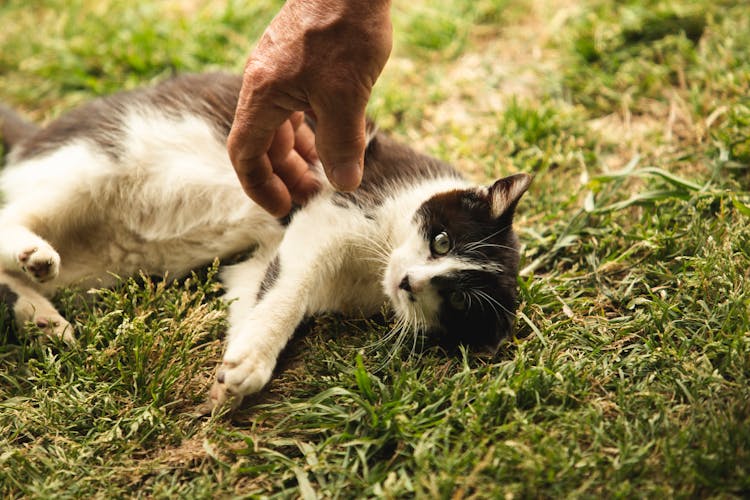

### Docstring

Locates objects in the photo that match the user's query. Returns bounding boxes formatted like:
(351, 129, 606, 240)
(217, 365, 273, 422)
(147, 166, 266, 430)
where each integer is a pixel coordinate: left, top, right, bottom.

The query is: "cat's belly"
(46, 215, 281, 291)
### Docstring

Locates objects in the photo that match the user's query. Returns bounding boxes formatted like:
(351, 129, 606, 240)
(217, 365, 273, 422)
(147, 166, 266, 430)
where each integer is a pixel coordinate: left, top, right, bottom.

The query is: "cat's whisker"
(368, 312, 417, 373)
(358, 254, 390, 266)
(352, 233, 392, 257)
(378, 317, 412, 371)
(463, 242, 520, 255)
(350, 241, 389, 260)
(408, 308, 430, 361)
(474, 289, 515, 320)
(349, 241, 392, 268)
(359, 245, 388, 264)
(370, 322, 403, 350)
(462, 225, 509, 248)
(459, 223, 517, 253)
(365, 314, 404, 350)
(465, 289, 484, 312)
(463, 290, 473, 310)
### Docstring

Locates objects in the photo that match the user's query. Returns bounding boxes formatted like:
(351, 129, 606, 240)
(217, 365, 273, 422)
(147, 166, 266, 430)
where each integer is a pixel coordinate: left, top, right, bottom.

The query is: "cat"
(0, 73, 531, 409)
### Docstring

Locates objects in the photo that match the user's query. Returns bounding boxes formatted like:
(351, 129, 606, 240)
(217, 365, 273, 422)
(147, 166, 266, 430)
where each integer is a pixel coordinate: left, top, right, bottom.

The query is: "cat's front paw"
(209, 350, 275, 409)
(17, 244, 60, 283)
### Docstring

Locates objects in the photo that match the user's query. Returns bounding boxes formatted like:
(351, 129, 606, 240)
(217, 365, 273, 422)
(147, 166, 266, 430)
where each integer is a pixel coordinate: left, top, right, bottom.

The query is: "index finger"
(227, 87, 293, 216)
(237, 152, 294, 217)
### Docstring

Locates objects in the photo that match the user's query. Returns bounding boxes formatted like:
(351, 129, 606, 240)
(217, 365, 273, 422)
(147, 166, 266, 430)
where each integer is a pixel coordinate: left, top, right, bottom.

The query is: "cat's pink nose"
(400, 274, 428, 294)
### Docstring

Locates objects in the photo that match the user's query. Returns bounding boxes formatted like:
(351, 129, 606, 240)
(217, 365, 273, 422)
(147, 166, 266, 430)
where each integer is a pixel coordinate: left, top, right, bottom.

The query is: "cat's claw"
(17, 244, 60, 283)
(208, 353, 274, 411)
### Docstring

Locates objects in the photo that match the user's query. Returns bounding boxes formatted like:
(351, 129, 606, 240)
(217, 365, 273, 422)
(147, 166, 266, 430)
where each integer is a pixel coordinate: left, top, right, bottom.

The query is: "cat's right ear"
(488, 173, 532, 219)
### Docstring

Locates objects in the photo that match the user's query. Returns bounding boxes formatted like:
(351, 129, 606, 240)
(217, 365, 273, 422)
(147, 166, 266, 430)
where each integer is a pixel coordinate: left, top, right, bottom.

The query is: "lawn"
(1, 0, 749, 497)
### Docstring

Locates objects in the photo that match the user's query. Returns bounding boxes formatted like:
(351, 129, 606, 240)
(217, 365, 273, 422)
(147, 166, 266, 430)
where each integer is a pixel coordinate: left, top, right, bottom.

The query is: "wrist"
(288, 0, 391, 30)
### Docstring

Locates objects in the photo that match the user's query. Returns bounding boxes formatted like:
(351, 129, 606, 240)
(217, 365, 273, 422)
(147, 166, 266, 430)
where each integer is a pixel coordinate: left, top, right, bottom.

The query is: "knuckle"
(243, 59, 276, 88)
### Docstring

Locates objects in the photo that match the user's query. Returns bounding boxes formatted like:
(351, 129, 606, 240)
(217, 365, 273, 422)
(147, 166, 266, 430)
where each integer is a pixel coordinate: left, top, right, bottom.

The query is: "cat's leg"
(0, 172, 87, 340)
(0, 153, 82, 285)
(0, 222, 60, 283)
(220, 245, 281, 327)
(210, 254, 307, 407)
(0, 204, 71, 341)
(0, 269, 73, 343)
(209, 203, 361, 409)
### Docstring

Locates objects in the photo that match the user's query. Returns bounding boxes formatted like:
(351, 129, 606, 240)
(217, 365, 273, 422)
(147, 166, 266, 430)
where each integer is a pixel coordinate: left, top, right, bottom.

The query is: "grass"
(1, 0, 749, 497)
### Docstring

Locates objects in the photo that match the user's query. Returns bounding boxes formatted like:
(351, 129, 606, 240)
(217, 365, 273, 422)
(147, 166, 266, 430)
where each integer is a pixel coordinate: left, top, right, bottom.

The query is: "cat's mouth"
(389, 279, 442, 329)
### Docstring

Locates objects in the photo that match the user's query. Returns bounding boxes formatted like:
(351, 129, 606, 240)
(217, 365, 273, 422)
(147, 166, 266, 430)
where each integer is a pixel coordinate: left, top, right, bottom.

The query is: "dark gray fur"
(0, 284, 19, 309)
(9, 73, 241, 162)
(256, 256, 281, 301)
(6, 72, 458, 207)
(0, 104, 40, 154)
(333, 126, 462, 209)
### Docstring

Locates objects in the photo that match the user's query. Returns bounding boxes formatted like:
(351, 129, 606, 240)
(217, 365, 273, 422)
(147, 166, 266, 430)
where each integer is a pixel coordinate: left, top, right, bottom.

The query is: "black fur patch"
(0, 283, 19, 308)
(416, 188, 522, 349)
(256, 256, 281, 301)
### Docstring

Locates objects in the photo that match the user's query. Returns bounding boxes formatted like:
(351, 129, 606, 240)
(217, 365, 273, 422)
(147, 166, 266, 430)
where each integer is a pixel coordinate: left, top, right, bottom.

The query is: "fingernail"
(330, 164, 362, 191)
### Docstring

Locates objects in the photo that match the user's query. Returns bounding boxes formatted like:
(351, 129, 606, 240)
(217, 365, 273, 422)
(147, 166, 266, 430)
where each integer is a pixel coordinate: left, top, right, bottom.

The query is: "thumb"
(313, 99, 368, 191)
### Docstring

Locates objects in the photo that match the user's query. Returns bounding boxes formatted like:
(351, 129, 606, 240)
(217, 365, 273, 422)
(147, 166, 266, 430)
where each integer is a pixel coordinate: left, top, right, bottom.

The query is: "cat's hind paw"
(17, 244, 60, 283)
(22, 312, 75, 345)
(31, 314, 75, 344)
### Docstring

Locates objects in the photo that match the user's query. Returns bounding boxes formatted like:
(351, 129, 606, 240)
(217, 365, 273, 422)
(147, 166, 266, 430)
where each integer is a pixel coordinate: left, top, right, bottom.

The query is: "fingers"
(227, 68, 297, 216)
(267, 119, 321, 204)
(236, 153, 294, 218)
(290, 111, 318, 165)
(313, 96, 368, 191)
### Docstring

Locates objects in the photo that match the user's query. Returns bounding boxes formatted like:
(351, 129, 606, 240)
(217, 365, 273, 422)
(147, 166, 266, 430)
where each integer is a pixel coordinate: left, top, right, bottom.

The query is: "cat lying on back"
(0, 73, 531, 408)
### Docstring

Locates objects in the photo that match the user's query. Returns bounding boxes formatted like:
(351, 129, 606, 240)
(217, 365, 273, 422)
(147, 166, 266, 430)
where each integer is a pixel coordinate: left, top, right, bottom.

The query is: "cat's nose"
(398, 275, 412, 292)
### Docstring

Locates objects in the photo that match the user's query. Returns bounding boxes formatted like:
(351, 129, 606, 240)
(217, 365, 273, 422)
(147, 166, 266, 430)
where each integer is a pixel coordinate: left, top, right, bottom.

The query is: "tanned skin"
(227, 0, 393, 217)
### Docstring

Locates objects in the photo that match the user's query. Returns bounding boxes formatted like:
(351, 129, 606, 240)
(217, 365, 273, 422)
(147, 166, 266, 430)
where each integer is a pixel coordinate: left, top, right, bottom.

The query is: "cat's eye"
(449, 291, 466, 310)
(431, 231, 451, 256)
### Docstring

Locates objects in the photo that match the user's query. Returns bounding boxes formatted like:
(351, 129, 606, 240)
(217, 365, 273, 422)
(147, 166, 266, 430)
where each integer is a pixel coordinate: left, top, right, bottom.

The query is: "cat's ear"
(488, 173, 532, 219)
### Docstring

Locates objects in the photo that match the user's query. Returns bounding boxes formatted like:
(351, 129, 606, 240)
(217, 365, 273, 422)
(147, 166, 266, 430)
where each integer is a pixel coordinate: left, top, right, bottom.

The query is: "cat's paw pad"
(32, 314, 75, 344)
(210, 354, 274, 409)
(17, 245, 60, 283)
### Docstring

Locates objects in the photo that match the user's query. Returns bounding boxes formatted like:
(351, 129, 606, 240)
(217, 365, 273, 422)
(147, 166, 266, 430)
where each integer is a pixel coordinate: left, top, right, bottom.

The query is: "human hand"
(227, 0, 392, 217)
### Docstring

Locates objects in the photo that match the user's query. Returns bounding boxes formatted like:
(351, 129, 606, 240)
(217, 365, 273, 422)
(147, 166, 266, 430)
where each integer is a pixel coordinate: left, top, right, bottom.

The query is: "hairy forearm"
(284, 0, 391, 33)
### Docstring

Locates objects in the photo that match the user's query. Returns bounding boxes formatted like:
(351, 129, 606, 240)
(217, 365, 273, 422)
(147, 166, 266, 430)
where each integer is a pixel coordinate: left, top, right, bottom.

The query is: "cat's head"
(383, 173, 531, 351)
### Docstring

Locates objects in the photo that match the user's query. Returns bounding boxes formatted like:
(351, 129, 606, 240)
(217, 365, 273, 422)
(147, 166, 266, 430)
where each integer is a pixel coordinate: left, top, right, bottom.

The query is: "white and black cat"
(0, 73, 531, 408)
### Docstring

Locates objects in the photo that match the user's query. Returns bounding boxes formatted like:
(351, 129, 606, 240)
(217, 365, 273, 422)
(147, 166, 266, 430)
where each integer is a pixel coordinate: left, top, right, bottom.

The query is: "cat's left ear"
(488, 173, 532, 219)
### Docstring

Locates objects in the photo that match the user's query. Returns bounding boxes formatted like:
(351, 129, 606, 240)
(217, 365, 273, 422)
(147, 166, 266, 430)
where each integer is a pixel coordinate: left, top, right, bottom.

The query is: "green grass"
(1, 0, 749, 497)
